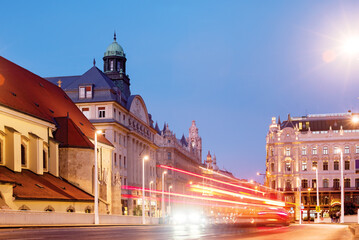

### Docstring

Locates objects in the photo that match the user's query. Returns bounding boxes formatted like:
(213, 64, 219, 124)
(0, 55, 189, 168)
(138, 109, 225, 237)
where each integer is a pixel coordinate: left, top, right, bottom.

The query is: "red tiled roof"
(0, 166, 93, 201)
(0, 56, 112, 146)
(54, 117, 94, 148)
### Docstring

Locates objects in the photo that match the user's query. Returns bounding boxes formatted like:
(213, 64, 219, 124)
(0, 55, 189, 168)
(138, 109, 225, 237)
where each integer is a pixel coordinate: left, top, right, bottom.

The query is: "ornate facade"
(266, 113, 359, 220)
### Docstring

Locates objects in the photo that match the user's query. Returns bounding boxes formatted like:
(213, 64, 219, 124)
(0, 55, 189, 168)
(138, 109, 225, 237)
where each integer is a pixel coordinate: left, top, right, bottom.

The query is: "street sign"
(316, 206, 321, 213)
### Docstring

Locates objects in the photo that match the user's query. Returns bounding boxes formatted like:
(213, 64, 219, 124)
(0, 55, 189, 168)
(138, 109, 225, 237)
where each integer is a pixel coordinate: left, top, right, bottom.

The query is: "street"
(0, 224, 353, 240)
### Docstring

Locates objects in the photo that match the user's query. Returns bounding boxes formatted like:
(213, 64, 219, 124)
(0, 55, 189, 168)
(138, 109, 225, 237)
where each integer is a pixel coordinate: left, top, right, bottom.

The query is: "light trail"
(122, 185, 285, 208)
(158, 164, 265, 194)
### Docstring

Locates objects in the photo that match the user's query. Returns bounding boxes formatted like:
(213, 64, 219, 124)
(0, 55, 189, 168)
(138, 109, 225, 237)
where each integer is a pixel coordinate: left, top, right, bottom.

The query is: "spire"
(154, 122, 160, 134)
(287, 113, 291, 122)
(93, 58, 96, 66)
(277, 116, 281, 125)
(114, 31, 117, 41)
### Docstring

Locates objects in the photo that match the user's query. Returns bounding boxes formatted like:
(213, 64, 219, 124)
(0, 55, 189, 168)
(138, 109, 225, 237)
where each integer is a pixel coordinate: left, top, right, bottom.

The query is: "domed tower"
(103, 33, 131, 100)
(206, 151, 213, 169)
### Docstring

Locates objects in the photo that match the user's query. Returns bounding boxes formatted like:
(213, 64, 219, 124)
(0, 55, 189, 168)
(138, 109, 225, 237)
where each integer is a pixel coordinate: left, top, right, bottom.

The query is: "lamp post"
(307, 188, 311, 223)
(168, 185, 173, 215)
(142, 155, 149, 224)
(340, 149, 344, 223)
(94, 130, 102, 225)
(162, 171, 167, 218)
(313, 167, 320, 222)
(149, 180, 153, 218)
(297, 177, 302, 224)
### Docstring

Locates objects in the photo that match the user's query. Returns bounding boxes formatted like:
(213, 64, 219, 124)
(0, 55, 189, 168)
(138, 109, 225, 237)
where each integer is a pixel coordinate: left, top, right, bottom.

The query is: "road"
(0, 224, 353, 240)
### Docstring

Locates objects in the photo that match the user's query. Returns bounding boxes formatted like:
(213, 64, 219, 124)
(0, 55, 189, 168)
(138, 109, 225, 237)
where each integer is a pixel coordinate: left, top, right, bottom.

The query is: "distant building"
(266, 113, 359, 220)
(0, 56, 113, 213)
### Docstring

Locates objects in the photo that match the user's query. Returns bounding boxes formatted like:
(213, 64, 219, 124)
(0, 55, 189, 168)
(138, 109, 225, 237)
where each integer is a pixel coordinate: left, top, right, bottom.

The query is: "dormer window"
(98, 107, 106, 118)
(79, 85, 92, 99)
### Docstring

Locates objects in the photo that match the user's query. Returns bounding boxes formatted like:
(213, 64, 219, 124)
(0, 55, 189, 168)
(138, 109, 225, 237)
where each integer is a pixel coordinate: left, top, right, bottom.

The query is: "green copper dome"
(104, 33, 125, 57)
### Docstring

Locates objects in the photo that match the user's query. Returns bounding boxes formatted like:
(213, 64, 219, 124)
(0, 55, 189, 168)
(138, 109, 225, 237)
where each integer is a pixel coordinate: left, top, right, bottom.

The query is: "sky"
(1, 1, 359, 182)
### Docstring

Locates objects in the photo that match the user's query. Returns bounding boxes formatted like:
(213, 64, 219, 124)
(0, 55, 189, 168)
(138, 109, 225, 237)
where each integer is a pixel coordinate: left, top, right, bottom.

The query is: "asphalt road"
(0, 224, 353, 240)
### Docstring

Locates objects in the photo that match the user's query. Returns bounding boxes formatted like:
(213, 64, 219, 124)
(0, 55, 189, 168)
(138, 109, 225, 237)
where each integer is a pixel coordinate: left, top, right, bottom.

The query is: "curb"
(0, 224, 162, 229)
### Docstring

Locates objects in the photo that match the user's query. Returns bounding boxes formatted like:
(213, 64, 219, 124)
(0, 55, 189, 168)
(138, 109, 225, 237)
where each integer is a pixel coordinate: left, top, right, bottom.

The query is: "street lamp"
(297, 177, 302, 225)
(313, 167, 320, 222)
(162, 171, 167, 218)
(142, 155, 149, 224)
(94, 130, 102, 225)
(149, 180, 153, 218)
(307, 188, 312, 223)
(169, 185, 173, 216)
(340, 149, 344, 223)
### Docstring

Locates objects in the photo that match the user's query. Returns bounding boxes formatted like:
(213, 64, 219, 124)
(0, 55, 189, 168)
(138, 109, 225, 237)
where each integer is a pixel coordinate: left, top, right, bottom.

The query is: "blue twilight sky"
(1, 1, 359, 182)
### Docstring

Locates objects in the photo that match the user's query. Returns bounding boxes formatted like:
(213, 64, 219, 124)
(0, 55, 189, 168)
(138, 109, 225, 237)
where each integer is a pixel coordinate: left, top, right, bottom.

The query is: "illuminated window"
(98, 107, 106, 118)
(110, 60, 114, 71)
(334, 161, 339, 170)
(345, 146, 350, 154)
(334, 147, 339, 154)
(302, 147, 307, 155)
(285, 180, 291, 190)
(312, 179, 317, 189)
(302, 161, 307, 171)
(285, 147, 291, 156)
(323, 161, 328, 171)
(312, 161, 317, 169)
(312, 147, 317, 155)
(323, 146, 328, 155)
(271, 180, 276, 189)
(345, 160, 350, 170)
(356, 146, 359, 154)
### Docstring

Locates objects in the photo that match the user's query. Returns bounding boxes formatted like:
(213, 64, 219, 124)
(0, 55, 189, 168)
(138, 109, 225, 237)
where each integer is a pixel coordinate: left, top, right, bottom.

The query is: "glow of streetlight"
(96, 130, 102, 134)
(352, 115, 359, 124)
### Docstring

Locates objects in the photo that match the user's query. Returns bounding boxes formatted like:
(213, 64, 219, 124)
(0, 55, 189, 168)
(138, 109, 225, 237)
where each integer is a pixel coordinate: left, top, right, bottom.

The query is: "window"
(356, 178, 359, 188)
(167, 152, 172, 160)
(270, 148, 274, 156)
(114, 131, 116, 142)
(270, 163, 275, 172)
(124, 156, 126, 168)
(119, 155, 122, 167)
(114, 153, 117, 166)
(117, 61, 120, 71)
(323, 161, 328, 171)
(124, 177, 127, 186)
(302, 161, 307, 171)
(98, 107, 106, 118)
(312, 161, 317, 169)
(312, 147, 317, 155)
(345, 160, 350, 170)
(312, 179, 317, 189)
(110, 60, 114, 71)
(356, 160, 359, 173)
(334, 161, 339, 170)
(285, 162, 291, 172)
(345, 146, 350, 154)
(323, 146, 328, 155)
(79, 86, 92, 99)
(43, 150, 47, 170)
(334, 147, 339, 154)
(302, 147, 307, 156)
(271, 180, 276, 189)
(21, 144, 26, 166)
(323, 179, 329, 188)
(356, 146, 359, 154)
(333, 179, 340, 189)
(285, 147, 291, 156)
(301, 179, 308, 189)
(345, 178, 351, 188)
(285, 180, 291, 190)
(123, 136, 126, 147)
(82, 108, 90, 119)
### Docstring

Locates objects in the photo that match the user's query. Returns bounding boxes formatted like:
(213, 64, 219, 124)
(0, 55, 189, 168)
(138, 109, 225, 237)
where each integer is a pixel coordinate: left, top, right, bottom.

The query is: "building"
(0, 56, 113, 213)
(46, 34, 204, 216)
(265, 113, 359, 220)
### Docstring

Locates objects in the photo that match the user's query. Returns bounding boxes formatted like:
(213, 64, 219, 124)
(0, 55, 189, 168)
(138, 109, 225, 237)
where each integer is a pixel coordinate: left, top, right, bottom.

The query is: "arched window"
(85, 207, 92, 213)
(44, 205, 55, 212)
(66, 206, 75, 212)
(18, 205, 30, 211)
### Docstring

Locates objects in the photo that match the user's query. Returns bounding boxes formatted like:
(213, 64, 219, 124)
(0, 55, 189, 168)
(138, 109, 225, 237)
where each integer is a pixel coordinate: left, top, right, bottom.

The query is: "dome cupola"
(104, 33, 125, 57)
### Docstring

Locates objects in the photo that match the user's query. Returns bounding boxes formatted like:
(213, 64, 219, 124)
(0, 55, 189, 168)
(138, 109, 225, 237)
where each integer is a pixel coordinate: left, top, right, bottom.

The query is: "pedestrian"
(336, 211, 340, 223)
